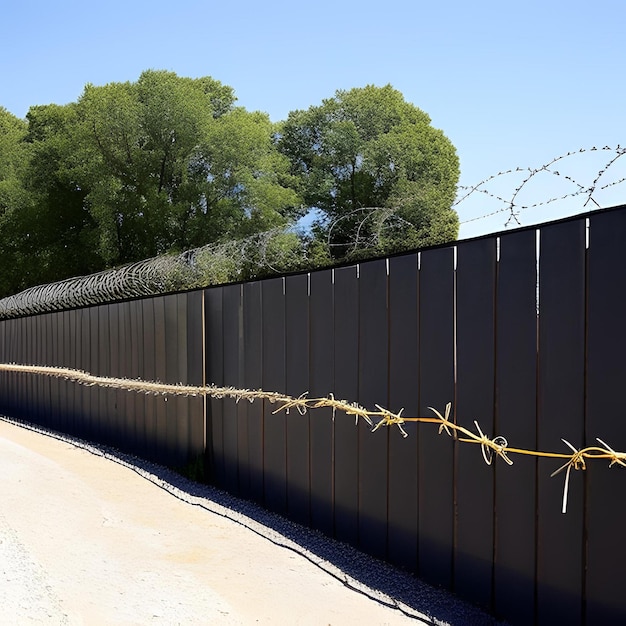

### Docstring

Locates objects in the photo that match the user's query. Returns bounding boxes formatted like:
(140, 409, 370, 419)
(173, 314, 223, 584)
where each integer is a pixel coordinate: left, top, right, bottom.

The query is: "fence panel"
(153, 297, 168, 462)
(142, 298, 158, 460)
(163, 295, 179, 466)
(186, 290, 205, 461)
(234, 285, 250, 500)
(31, 315, 43, 425)
(243, 281, 264, 505)
(21, 316, 33, 423)
(48, 313, 60, 429)
(62, 310, 74, 431)
(10, 318, 19, 417)
(222, 284, 242, 494)
(586, 210, 626, 622)
(536, 219, 586, 625)
(309, 269, 335, 535)
(129, 299, 144, 455)
(205, 287, 225, 486)
(108, 303, 122, 448)
(357, 259, 389, 560)
(1, 320, 7, 412)
(455, 237, 497, 609)
(175, 294, 191, 467)
(79, 307, 92, 440)
(333, 265, 360, 546)
(6, 318, 14, 414)
(24, 316, 35, 423)
(0, 320, 5, 413)
(91, 306, 105, 442)
(262, 277, 287, 514)
(418, 246, 455, 587)
(285, 273, 311, 526)
(66, 309, 80, 436)
(387, 253, 419, 571)
(494, 229, 538, 625)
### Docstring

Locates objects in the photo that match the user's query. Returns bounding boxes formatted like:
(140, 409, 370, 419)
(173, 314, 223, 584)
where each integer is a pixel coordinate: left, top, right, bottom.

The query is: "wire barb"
(550, 439, 586, 514)
(456, 145, 626, 228)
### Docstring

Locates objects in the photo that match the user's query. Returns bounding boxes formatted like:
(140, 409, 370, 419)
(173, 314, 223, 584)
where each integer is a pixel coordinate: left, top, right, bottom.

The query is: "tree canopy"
(0, 75, 460, 297)
(277, 85, 459, 257)
(0, 106, 36, 295)
(57, 70, 300, 264)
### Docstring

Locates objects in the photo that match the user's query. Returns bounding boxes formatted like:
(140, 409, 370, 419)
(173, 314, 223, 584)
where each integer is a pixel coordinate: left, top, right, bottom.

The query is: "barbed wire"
(454, 145, 626, 226)
(0, 362, 623, 514)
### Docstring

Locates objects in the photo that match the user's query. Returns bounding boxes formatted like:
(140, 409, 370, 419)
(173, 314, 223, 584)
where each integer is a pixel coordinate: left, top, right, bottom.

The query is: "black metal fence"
(1, 205, 626, 625)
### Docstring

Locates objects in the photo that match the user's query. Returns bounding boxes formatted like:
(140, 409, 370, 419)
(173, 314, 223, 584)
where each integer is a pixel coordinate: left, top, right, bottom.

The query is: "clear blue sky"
(2, 0, 625, 239)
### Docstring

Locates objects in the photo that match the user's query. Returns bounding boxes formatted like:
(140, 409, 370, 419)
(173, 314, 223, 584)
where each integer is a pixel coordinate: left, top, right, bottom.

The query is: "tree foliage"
(277, 85, 459, 257)
(74, 70, 299, 264)
(0, 76, 460, 298)
(0, 106, 36, 295)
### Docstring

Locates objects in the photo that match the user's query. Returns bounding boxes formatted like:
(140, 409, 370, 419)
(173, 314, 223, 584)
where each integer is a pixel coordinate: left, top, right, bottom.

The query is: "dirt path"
(0, 418, 501, 625)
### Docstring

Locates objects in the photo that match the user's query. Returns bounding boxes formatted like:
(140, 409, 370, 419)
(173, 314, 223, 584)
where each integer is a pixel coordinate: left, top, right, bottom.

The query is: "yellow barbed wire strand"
(1, 362, 624, 513)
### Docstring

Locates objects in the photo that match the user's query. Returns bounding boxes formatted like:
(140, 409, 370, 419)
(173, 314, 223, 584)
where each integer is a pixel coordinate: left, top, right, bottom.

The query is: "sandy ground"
(0, 418, 500, 625)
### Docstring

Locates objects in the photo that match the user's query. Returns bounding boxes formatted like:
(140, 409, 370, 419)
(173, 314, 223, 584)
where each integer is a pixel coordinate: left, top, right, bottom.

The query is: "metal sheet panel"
(0, 320, 5, 411)
(536, 219, 586, 625)
(234, 289, 250, 500)
(35, 314, 47, 424)
(494, 229, 537, 624)
(205, 287, 225, 487)
(418, 246, 455, 588)
(585, 210, 626, 622)
(66, 310, 79, 434)
(357, 259, 389, 559)
(175, 293, 192, 467)
(285, 273, 310, 526)
(108, 303, 121, 448)
(142, 298, 157, 460)
(222, 284, 242, 494)
(153, 297, 168, 461)
(186, 290, 206, 459)
(129, 299, 144, 455)
(163, 294, 182, 466)
(387, 253, 419, 572)
(243, 281, 264, 504)
(455, 237, 497, 609)
(49, 313, 61, 428)
(163, 295, 179, 465)
(262, 277, 287, 514)
(80, 308, 93, 439)
(24, 316, 35, 422)
(92, 306, 106, 441)
(309, 269, 335, 535)
(333, 265, 359, 545)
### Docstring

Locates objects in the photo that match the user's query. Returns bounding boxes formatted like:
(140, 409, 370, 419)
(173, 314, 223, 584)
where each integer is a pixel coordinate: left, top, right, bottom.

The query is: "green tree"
(277, 85, 460, 258)
(75, 70, 300, 264)
(0, 108, 88, 296)
(0, 71, 303, 296)
(0, 107, 31, 295)
(16, 104, 103, 289)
